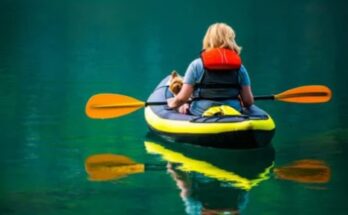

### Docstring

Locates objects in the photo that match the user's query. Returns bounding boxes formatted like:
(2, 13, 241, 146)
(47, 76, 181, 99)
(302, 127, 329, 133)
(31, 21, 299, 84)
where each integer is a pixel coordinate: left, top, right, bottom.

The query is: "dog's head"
(169, 70, 183, 95)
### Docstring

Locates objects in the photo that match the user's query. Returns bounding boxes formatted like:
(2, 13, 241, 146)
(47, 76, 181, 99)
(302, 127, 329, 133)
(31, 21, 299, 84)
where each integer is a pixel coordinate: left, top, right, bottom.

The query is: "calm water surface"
(1, 0, 348, 214)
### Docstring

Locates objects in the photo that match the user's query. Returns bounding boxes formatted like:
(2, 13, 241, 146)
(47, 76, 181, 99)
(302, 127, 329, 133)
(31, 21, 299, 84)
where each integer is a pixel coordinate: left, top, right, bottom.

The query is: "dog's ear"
(171, 70, 178, 78)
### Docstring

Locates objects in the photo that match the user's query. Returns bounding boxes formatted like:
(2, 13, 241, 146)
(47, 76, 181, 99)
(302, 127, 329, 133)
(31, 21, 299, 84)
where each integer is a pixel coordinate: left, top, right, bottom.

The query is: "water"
(1, 0, 347, 214)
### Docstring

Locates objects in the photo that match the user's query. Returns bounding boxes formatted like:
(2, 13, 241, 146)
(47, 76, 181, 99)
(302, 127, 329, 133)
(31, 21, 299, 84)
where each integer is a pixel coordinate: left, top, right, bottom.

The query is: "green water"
(1, 0, 347, 214)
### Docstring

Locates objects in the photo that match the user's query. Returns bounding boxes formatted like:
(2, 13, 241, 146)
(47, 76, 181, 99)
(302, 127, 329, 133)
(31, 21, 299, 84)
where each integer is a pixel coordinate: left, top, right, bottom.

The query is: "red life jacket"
(201, 48, 242, 70)
(195, 48, 242, 100)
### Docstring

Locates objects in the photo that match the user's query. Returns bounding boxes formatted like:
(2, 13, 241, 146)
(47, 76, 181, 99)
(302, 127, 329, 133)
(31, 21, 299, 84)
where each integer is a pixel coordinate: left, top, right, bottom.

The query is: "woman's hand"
(167, 98, 190, 114)
(240, 86, 254, 107)
(167, 97, 177, 108)
(178, 103, 190, 114)
(167, 83, 194, 113)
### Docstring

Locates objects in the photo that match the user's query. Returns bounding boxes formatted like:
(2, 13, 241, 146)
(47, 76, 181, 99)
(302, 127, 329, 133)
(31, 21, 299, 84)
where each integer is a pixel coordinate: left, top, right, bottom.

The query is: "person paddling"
(167, 22, 254, 115)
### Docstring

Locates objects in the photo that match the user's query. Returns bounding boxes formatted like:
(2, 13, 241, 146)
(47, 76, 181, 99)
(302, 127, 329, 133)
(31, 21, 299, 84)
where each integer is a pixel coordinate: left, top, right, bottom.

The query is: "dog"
(168, 70, 183, 95)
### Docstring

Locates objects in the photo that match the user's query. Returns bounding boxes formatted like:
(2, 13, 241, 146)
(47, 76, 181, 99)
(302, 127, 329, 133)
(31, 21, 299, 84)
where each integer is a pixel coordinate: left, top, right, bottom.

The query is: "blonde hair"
(202, 23, 242, 54)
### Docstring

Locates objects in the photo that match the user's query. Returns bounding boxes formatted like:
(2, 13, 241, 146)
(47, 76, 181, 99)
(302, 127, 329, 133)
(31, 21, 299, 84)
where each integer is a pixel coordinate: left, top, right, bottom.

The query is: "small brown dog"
(169, 70, 183, 95)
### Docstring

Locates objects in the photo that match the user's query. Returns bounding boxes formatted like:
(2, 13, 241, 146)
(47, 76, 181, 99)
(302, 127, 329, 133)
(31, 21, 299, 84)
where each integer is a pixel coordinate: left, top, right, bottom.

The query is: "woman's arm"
(240, 85, 254, 107)
(167, 84, 194, 108)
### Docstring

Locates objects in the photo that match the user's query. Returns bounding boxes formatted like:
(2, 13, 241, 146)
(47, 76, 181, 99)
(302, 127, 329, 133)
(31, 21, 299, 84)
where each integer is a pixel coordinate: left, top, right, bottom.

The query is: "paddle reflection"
(274, 159, 331, 184)
(84, 137, 331, 214)
(85, 154, 145, 181)
(144, 134, 276, 214)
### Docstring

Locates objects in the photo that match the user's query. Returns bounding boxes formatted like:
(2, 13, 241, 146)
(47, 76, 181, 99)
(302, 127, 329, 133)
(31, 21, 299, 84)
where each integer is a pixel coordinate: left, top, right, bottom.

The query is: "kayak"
(144, 76, 276, 148)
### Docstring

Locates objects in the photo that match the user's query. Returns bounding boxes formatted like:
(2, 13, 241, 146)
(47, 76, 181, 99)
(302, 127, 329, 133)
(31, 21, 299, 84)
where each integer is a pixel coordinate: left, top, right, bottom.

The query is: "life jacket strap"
(192, 96, 240, 101)
(194, 83, 241, 89)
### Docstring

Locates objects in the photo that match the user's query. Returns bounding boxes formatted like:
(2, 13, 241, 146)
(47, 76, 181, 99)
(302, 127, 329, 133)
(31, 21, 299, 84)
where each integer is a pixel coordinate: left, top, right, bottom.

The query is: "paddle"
(85, 153, 330, 184)
(254, 85, 332, 103)
(85, 85, 332, 119)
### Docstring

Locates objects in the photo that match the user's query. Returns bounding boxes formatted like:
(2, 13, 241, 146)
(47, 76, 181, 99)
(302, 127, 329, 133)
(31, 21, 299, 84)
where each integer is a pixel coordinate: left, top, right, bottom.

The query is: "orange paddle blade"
(85, 93, 145, 119)
(275, 85, 332, 103)
(85, 154, 145, 181)
(274, 159, 331, 183)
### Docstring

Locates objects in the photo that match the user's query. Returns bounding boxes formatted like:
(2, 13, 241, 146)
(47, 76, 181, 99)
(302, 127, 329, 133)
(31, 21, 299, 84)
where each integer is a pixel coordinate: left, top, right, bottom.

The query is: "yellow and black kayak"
(145, 76, 276, 148)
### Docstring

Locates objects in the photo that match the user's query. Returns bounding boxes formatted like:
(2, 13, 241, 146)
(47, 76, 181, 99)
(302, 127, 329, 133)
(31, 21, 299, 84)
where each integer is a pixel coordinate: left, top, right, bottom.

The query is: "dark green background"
(1, 0, 347, 214)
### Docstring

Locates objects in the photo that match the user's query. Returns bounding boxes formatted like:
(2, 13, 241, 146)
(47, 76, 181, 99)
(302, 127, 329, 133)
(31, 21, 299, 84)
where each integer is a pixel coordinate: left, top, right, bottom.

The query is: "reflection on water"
(85, 154, 145, 181)
(166, 163, 248, 215)
(145, 139, 275, 190)
(145, 134, 332, 214)
(274, 160, 330, 184)
(144, 134, 275, 214)
(83, 134, 332, 214)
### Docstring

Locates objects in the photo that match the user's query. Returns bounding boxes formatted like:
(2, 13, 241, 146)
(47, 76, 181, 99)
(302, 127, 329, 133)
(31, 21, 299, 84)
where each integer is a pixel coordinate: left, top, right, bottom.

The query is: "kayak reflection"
(144, 133, 276, 214)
